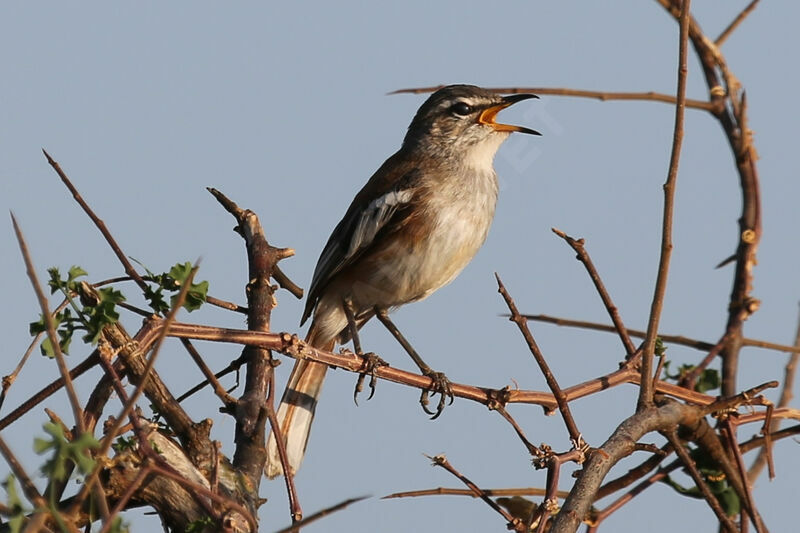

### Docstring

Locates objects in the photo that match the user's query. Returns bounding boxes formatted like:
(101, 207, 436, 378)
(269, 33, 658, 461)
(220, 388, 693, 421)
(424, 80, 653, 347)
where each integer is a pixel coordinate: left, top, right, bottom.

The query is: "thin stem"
(748, 306, 800, 481)
(638, 0, 691, 408)
(551, 228, 636, 357)
(427, 454, 525, 532)
(715, 0, 760, 46)
(662, 432, 738, 533)
(389, 86, 717, 112)
(522, 313, 800, 354)
(11, 214, 85, 434)
(496, 274, 582, 444)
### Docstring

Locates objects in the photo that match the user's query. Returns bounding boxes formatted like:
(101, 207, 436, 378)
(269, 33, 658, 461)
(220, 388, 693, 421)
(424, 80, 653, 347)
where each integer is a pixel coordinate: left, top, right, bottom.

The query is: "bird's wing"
(301, 151, 419, 325)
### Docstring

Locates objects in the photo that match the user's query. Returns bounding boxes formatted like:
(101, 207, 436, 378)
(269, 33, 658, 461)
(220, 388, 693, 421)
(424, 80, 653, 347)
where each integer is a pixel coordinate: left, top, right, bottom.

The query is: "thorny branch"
(2, 2, 788, 531)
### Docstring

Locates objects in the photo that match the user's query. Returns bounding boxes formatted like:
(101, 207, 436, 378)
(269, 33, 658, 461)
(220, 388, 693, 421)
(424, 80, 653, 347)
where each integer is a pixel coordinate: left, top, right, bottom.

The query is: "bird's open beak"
(478, 93, 541, 135)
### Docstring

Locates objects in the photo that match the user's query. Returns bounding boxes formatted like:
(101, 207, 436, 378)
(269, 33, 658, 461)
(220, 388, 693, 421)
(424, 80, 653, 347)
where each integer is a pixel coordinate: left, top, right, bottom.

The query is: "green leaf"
(168, 262, 207, 312)
(108, 516, 130, 533)
(112, 435, 137, 453)
(168, 262, 194, 284)
(3, 475, 23, 509)
(172, 280, 208, 312)
(39, 337, 56, 358)
(33, 436, 53, 454)
(80, 286, 125, 345)
(716, 485, 741, 516)
(695, 368, 721, 393)
(185, 516, 215, 532)
(29, 315, 46, 336)
(47, 267, 62, 294)
(35, 422, 100, 482)
(655, 337, 667, 357)
(143, 284, 170, 315)
(2, 475, 27, 533)
(67, 265, 88, 283)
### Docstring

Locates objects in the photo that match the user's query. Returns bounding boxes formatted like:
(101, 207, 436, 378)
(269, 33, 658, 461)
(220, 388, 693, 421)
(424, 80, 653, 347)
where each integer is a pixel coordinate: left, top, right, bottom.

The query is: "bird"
(266, 84, 540, 478)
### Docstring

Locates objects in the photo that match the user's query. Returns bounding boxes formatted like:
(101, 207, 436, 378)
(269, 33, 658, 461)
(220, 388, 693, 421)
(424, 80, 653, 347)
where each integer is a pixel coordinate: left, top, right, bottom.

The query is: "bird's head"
(403, 85, 540, 158)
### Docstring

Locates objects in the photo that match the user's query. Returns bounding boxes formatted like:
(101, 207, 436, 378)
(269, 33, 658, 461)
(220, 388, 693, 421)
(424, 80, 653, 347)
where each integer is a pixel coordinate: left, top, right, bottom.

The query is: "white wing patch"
(309, 188, 414, 294)
(347, 189, 413, 256)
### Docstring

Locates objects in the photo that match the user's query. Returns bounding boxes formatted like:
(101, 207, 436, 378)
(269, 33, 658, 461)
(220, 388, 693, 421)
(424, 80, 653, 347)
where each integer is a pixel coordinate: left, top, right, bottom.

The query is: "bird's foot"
(354, 352, 388, 405)
(420, 369, 454, 419)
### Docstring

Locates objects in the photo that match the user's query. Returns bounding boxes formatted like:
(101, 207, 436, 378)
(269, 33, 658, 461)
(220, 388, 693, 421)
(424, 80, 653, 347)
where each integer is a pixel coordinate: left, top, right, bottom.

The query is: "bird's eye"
(451, 102, 473, 116)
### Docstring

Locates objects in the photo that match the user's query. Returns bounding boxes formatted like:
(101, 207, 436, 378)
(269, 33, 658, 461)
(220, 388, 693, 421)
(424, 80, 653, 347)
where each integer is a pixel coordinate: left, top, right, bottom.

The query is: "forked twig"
(496, 274, 582, 445)
(426, 454, 526, 532)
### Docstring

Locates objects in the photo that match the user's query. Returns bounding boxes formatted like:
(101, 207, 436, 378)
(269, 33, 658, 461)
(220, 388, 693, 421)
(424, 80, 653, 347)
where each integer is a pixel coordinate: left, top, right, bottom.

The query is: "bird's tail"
(265, 330, 333, 478)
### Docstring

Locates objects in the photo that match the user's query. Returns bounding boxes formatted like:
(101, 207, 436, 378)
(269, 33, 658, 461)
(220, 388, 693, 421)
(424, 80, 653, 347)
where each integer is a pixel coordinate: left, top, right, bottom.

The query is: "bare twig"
(551, 228, 636, 357)
(720, 419, 768, 533)
(679, 333, 727, 389)
(265, 371, 303, 522)
(551, 401, 703, 531)
(715, 0, 760, 46)
(427, 454, 526, 532)
(494, 404, 542, 456)
(11, 214, 85, 434)
(0, 352, 99, 431)
(153, 320, 565, 410)
(748, 307, 800, 481)
(699, 381, 777, 417)
(589, 460, 679, 530)
(43, 150, 149, 294)
(164, 320, 720, 407)
(497, 274, 582, 444)
(0, 299, 69, 412)
(179, 338, 237, 410)
(662, 432, 738, 533)
(740, 424, 800, 453)
(175, 354, 247, 404)
(207, 187, 302, 299)
(0, 436, 47, 509)
(97, 464, 154, 533)
(390, 86, 717, 112)
(521, 314, 800, 354)
(273, 496, 367, 533)
(658, 0, 764, 399)
(383, 487, 569, 500)
(638, 0, 691, 408)
(595, 444, 672, 500)
(531, 450, 586, 532)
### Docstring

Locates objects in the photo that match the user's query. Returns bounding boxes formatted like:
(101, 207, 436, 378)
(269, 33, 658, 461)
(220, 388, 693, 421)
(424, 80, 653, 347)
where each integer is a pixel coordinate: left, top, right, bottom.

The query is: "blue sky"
(1, 2, 797, 531)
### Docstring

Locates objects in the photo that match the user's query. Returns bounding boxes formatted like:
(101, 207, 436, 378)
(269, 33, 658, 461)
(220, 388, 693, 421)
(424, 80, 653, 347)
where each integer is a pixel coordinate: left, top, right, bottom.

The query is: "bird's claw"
(419, 370, 454, 419)
(354, 352, 388, 405)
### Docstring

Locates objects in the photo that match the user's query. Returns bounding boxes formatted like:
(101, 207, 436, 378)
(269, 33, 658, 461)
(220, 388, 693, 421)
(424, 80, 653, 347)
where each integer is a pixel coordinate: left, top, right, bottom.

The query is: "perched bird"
(266, 84, 539, 477)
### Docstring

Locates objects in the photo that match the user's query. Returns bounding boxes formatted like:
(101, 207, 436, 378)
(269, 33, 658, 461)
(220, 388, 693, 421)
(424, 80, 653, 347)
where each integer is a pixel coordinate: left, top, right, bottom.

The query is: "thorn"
(715, 253, 737, 269)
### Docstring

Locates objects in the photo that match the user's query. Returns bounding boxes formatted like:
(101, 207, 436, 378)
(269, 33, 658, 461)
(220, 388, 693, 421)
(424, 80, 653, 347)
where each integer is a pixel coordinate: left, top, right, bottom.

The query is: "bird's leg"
(343, 297, 386, 404)
(374, 307, 453, 419)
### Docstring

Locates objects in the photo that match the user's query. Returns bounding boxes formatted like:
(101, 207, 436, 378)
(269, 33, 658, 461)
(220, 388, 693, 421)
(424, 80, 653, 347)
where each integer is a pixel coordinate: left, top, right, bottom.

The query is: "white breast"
(387, 167, 499, 303)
